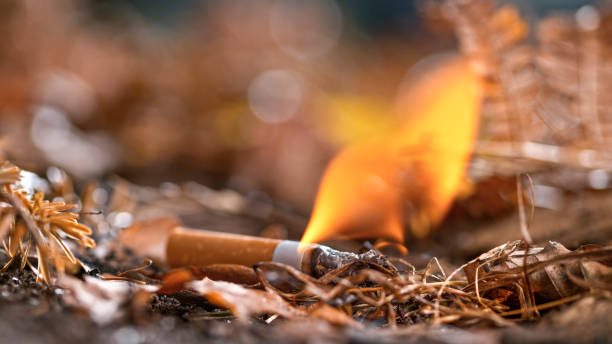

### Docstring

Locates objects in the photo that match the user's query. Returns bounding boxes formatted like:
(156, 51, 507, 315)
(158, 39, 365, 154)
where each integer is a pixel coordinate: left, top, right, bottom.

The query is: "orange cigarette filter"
(166, 227, 319, 273)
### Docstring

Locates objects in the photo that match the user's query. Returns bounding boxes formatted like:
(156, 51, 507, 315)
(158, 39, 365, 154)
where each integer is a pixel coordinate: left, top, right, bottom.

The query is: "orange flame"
(301, 56, 483, 244)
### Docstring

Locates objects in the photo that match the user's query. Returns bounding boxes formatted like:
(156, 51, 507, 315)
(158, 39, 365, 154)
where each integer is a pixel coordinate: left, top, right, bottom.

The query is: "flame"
(301, 56, 483, 244)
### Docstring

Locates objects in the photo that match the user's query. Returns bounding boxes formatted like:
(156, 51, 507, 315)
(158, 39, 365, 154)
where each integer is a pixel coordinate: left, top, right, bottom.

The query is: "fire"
(301, 56, 483, 244)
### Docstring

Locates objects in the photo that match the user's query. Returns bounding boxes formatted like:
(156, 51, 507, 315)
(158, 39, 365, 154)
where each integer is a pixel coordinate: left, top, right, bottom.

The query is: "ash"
(310, 246, 398, 277)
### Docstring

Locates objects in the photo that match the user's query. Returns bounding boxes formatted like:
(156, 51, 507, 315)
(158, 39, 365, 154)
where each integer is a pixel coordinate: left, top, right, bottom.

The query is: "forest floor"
(1, 184, 611, 344)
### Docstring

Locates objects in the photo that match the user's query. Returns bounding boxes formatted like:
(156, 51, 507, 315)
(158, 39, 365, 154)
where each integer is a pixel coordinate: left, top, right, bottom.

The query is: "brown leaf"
(487, 287, 514, 303)
(158, 264, 259, 294)
(158, 268, 196, 295)
(187, 278, 305, 321)
(465, 241, 612, 303)
(579, 261, 612, 289)
(119, 216, 181, 262)
(308, 304, 362, 328)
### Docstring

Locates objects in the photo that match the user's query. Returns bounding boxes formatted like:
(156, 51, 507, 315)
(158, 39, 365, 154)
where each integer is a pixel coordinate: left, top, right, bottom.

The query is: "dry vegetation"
(0, 162, 94, 283)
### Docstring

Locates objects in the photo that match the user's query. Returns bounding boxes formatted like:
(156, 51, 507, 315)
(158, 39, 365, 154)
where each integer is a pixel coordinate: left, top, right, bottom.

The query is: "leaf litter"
(144, 239, 611, 329)
(2, 159, 612, 333)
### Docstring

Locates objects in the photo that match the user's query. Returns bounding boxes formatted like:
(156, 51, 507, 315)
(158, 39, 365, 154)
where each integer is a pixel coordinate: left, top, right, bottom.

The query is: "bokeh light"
(247, 69, 304, 124)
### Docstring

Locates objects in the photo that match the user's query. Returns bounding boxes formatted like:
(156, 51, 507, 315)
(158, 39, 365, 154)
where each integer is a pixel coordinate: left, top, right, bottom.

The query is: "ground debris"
(187, 278, 305, 321)
(137, 240, 612, 330)
(464, 240, 612, 317)
(57, 274, 157, 325)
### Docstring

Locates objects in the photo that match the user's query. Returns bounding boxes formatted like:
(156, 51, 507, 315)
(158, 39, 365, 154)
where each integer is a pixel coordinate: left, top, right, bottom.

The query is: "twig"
(499, 293, 585, 316)
(516, 174, 533, 244)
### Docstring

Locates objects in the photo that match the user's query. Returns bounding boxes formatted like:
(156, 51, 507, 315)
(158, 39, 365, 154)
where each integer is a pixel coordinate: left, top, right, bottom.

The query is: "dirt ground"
(1, 267, 611, 344)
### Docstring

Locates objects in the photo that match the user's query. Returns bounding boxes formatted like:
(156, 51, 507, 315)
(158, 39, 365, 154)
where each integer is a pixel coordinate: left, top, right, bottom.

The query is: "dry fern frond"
(536, 8, 612, 151)
(429, 0, 612, 182)
(0, 161, 20, 185)
(438, 0, 544, 143)
(0, 160, 95, 284)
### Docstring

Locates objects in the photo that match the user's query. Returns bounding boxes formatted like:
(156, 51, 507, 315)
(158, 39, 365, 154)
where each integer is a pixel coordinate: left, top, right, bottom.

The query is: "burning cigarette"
(166, 227, 394, 277)
(167, 227, 315, 273)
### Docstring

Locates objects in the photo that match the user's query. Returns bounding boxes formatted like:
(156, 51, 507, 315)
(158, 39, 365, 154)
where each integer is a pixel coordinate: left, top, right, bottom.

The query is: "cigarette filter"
(166, 227, 319, 274)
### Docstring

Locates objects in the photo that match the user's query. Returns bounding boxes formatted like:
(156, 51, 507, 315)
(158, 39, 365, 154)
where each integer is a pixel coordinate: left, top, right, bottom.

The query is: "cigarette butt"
(166, 227, 317, 273)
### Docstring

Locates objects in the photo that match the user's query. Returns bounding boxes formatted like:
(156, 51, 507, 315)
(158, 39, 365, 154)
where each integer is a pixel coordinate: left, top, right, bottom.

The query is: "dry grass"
(250, 240, 612, 327)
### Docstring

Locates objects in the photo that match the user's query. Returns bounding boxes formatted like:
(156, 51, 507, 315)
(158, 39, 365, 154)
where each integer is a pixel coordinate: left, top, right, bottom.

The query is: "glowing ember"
(301, 56, 483, 244)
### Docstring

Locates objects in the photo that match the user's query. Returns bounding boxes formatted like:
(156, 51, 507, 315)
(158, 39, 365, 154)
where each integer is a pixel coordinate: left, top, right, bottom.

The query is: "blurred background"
(0, 0, 599, 231)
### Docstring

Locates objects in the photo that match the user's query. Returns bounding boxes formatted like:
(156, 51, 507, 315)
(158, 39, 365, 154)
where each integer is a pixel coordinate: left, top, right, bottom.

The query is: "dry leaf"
(158, 268, 196, 295)
(158, 264, 259, 295)
(119, 217, 181, 263)
(308, 303, 362, 327)
(58, 275, 157, 325)
(465, 241, 612, 302)
(187, 278, 305, 321)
